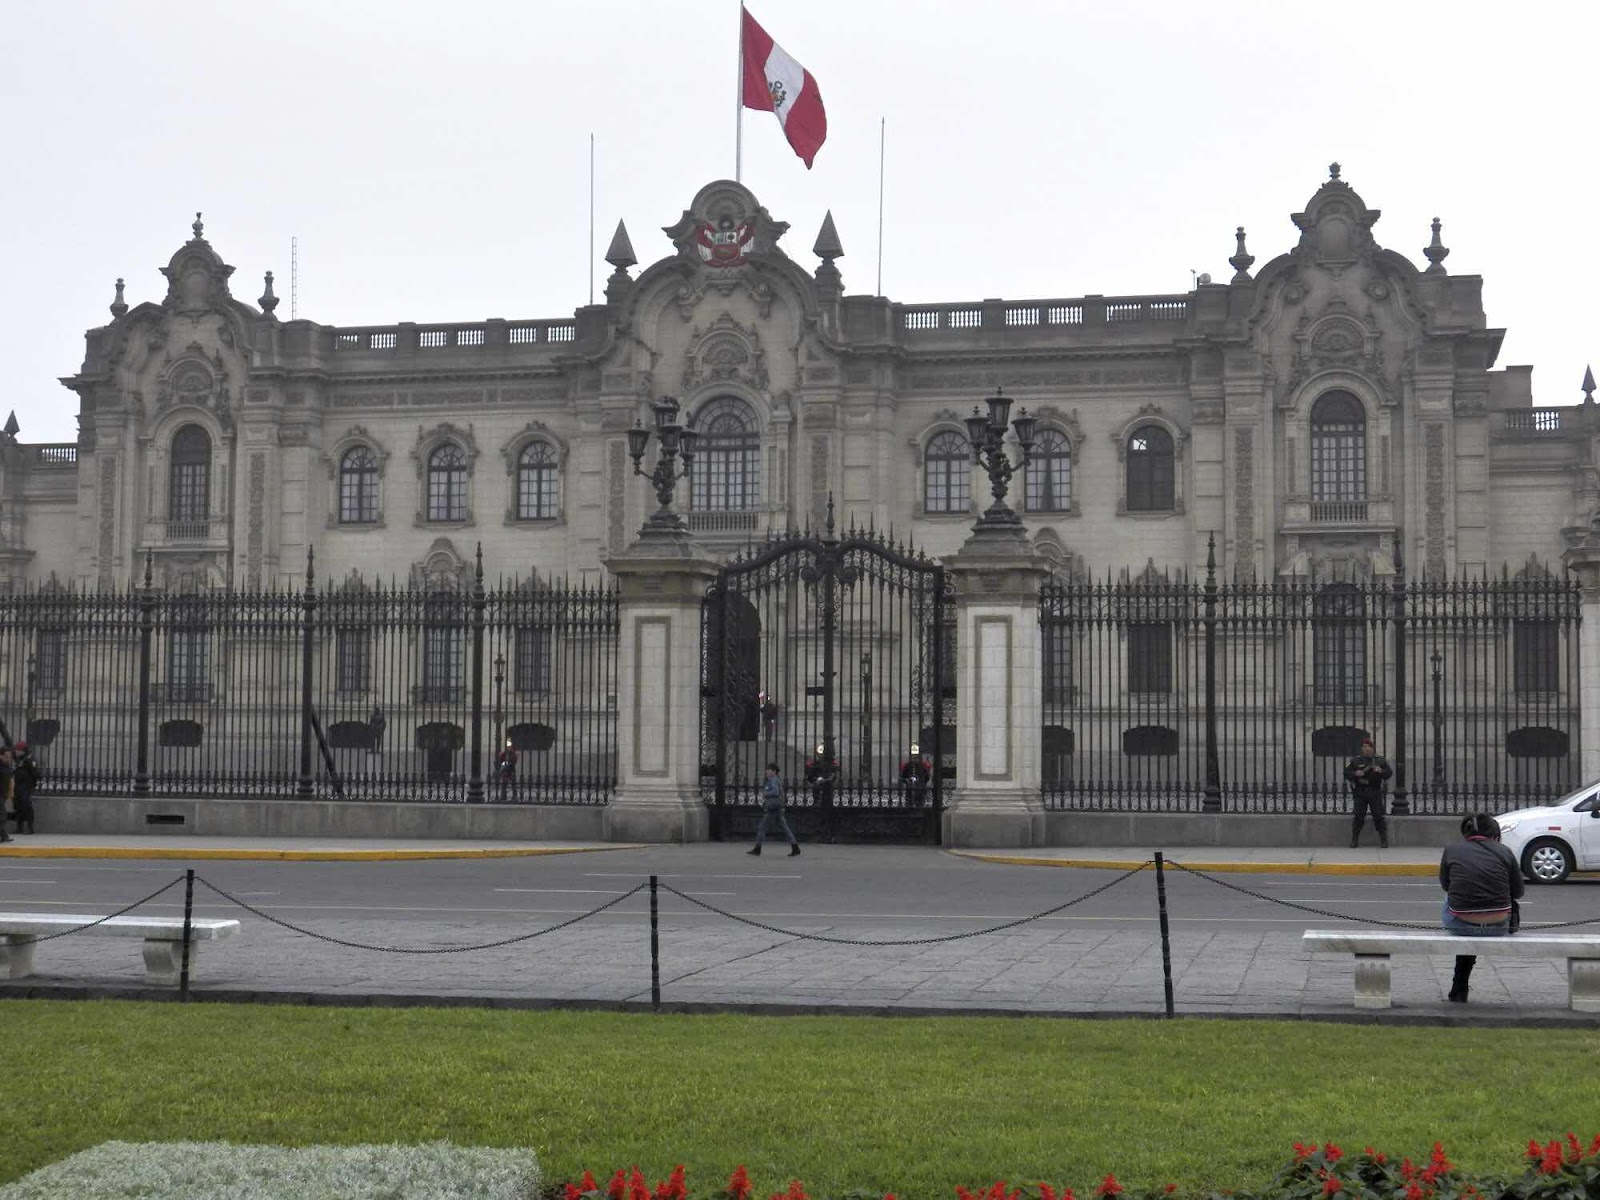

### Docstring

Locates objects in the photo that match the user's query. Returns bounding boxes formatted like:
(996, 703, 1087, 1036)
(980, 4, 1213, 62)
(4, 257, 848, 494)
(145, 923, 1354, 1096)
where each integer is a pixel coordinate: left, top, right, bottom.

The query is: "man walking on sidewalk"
(748, 762, 799, 857)
(1344, 736, 1393, 848)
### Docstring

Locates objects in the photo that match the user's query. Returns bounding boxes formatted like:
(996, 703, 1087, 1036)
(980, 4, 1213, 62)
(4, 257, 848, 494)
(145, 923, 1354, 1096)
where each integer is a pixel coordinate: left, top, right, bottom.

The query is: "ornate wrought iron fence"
(0, 555, 618, 802)
(1040, 551, 1581, 813)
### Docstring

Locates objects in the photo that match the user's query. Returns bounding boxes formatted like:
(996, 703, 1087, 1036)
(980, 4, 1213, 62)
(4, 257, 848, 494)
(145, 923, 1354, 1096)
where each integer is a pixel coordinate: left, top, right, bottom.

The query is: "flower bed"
(554, 1136, 1600, 1200)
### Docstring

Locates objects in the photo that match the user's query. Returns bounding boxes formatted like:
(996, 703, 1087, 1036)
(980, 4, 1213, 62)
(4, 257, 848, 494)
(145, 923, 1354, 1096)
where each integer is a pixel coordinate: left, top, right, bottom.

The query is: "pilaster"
(603, 535, 720, 843)
(941, 528, 1049, 847)
(1561, 523, 1600, 780)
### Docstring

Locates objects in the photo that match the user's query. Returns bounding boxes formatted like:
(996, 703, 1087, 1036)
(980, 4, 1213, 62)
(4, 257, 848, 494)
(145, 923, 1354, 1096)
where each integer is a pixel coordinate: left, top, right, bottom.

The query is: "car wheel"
(1523, 838, 1574, 885)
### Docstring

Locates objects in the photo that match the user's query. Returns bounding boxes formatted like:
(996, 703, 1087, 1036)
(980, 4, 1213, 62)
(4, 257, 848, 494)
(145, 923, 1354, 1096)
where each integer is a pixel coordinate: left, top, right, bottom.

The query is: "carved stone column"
(1562, 523, 1600, 781)
(940, 528, 1050, 848)
(603, 539, 720, 843)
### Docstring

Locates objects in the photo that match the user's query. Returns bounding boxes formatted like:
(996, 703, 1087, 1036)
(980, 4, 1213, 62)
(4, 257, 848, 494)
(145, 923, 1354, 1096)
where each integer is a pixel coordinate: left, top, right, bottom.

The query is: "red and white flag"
(741, 7, 827, 169)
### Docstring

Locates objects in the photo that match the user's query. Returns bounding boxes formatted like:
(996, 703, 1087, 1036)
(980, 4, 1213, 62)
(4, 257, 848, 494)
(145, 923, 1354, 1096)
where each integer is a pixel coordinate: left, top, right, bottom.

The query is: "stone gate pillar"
(1561, 523, 1600, 781)
(603, 540, 719, 843)
(941, 534, 1050, 848)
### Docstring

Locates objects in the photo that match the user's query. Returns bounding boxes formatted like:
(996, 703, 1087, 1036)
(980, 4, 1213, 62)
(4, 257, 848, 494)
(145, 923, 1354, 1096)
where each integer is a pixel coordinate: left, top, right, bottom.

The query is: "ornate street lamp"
(964, 387, 1037, 531)
(626, 396, 699, 537)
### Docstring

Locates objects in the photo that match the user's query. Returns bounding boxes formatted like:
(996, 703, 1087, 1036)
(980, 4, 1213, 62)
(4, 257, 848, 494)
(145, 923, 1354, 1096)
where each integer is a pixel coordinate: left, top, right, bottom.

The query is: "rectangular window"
(1042, 623, 1073, 704)
(1513, 620, 1559, 694)
(1127, 622, 1172, 694)
(36, 630, 67, 694)
(518, 469, 559, 520)
(1313, 625, 1366, 706)
(172, 462, 209, 521)
(339, 472, 377, 524)
(336, 630, 371, 693)
(427, 471, 467, 522)
(516, 627, 553, 694)
(421, 625, 463, 702)
(167, 629, 209, 702)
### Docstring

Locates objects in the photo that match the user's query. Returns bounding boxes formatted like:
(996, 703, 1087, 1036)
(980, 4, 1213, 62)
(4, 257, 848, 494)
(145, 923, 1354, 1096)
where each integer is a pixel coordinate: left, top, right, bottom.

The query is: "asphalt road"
(3, 847, 1597, 1017)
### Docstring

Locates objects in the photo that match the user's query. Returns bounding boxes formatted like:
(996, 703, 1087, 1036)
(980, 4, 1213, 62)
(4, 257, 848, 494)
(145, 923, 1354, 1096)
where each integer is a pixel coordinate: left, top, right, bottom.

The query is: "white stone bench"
(1303, 929, 1600, 1012)
(0, 913, 241, 986)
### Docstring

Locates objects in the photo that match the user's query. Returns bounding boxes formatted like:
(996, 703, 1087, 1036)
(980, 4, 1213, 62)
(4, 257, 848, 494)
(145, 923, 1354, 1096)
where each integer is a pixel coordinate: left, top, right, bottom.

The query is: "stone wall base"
(942, 792, 1048, 848)
(602, 790, 711, 844)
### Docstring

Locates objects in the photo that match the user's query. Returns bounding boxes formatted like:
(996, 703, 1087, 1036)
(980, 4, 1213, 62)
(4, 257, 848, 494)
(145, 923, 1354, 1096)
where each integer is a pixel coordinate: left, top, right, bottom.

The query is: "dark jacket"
(1439, 836, 1524, 914)
(13, 753, 40, 800)
(1343, 753, 1392, 799)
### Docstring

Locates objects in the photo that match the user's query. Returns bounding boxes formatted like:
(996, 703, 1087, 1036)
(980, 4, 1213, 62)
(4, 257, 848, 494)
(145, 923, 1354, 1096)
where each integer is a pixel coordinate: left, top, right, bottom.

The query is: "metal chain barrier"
(7, 876, 185, 945)
(194, 876, 647, 954)
(1165, 860, 1600, 930)
(657, 861, 1152, 946)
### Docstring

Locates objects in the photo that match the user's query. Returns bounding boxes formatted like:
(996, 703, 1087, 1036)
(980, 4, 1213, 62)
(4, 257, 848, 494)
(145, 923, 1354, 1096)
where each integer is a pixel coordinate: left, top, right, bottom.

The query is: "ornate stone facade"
(0, 170, 1589, 593)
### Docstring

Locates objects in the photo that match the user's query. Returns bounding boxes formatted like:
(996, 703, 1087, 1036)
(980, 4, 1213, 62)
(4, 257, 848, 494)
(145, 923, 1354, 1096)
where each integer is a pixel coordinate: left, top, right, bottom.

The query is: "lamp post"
(626, 396, 699, 538)
(492, 652, 506, 752)
(1430, 649, 1444, 787)
(24, 651, 36, 731)
(858, 650, 872, 780)
(964, 387, 1037, 532)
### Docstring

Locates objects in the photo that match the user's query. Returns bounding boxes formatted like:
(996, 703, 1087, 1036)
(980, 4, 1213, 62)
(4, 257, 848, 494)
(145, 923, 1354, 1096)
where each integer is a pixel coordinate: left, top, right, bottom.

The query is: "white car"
(1496, 783, 1600, 883)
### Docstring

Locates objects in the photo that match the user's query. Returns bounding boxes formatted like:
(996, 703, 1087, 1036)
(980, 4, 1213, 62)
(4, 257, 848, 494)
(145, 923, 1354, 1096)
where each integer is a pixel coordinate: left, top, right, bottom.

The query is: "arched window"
(1313, 583, 1367, 707)
(1025, 428, 1072, 513)
(426, 444, 469, 522)
(924, 431, 971, 513)
(516, 441, 560, 520)
(1126, 425, 1174, 512)
(338, 446, 379, 524)
(689, 397, 759, 512)
(169, 424, 211, 526)
(1311, 391, 1366, 503)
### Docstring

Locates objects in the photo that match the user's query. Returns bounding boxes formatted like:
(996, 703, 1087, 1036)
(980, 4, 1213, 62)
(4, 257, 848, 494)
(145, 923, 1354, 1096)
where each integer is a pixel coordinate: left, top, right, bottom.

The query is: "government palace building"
(3, 165, 1594, 596)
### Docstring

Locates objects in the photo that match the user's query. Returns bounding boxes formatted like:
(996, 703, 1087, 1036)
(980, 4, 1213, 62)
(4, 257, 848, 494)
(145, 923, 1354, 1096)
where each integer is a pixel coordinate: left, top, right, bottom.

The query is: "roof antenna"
(291, 236, 299, 320)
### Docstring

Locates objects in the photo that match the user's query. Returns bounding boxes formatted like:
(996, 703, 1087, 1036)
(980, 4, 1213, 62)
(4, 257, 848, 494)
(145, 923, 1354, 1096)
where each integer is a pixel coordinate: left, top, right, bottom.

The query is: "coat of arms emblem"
(694, 217, 755, 267)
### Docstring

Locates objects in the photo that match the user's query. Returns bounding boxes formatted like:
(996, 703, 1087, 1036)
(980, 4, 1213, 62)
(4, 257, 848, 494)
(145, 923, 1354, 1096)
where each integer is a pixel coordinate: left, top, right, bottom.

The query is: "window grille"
(924, 431, 971, 513)
(1126, 426, 1174, 512)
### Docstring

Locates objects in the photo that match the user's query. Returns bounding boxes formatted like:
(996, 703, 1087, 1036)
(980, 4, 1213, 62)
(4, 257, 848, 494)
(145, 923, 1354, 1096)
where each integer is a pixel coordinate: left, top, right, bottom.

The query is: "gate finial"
(826, 492, 836, 536)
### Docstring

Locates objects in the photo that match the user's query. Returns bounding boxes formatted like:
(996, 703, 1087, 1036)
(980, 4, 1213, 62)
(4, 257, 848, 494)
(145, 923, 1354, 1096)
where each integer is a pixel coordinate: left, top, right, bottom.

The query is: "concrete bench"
(1303, 929, 1600, 1012)
(0, 913, 241, 986)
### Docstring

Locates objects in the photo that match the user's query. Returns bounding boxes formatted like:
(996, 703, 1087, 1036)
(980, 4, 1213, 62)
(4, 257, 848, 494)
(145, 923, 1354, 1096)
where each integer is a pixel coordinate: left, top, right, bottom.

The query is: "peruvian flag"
(741, 7, 827, 168)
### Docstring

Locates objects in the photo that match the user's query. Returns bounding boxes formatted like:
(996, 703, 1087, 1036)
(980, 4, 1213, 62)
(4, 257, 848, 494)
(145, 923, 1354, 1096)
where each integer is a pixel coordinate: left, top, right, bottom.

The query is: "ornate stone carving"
(499, 420, 565, 473)
(1234, 426, 1255, 582)
(1424, 424, 1447, 580)
(681, 312, 770, 393)
(811, 434, 829, 528)
(408, 538, 470, 591)
(98, 456, 117, 586)
(608, 439, 627, 553)
(246, 453, 266, 588)
(324, 425, 390, 481)
(907, 364, 1179, 390)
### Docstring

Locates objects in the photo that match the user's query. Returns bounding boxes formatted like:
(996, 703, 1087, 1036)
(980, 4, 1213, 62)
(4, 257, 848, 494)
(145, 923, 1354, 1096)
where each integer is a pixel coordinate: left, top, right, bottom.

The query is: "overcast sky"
(4, 0, 1596, 445)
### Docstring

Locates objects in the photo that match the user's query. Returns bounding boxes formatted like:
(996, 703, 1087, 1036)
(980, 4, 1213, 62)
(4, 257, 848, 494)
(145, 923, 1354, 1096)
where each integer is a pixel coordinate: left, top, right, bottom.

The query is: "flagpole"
(876, 117, 886, 296)
(588, 132, 595, 305)
(735, 2, 744, 182)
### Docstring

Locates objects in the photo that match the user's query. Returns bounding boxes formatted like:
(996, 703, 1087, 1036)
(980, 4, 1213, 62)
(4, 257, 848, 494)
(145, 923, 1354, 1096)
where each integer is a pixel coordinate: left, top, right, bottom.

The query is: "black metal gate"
(701, 510, 950, 843)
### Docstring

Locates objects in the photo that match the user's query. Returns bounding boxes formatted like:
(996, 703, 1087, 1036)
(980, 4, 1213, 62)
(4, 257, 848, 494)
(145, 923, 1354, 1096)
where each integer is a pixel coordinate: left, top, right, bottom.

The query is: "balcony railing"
(331, 320, 577, 352)
(28, 444, 78, 467)
(165, 520, 213, 541)
(1309, 501, 1369, 523)
(899, 293, 1187, 334)
(687, 510, 760, 533)
(1501, 408, 1580, 435)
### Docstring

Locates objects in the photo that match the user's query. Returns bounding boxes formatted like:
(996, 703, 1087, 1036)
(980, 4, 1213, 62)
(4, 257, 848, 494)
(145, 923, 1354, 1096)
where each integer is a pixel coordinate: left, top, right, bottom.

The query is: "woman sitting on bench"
(1439, 813, 1525, 1003)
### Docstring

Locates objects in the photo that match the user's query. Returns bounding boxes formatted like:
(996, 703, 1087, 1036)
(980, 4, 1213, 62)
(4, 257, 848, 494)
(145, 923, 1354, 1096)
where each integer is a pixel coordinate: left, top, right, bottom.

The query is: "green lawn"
(7, 1000, 1599, 1196)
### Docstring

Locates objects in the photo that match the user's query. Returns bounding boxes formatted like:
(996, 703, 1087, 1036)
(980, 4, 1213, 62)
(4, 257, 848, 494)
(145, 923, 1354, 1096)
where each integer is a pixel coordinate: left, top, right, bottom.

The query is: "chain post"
(1154, 851, 1175, 1017)
(179, 867, 195, 1001)
(296, 546, 317, 796)
(466, 544, 487, 804)
(133, 551, 155, 795)
(649, 874, 661, 1011)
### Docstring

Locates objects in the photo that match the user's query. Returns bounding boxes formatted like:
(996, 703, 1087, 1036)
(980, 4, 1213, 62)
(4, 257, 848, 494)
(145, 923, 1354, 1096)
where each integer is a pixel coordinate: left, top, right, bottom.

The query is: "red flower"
(655, 1166, 687, 1200)
(1038, 1184, 1058, 1200)
(784, 1180, 809, 1200)
(1322, 1178, 1341, 1197)
(565, 1184, 583, 1200)
(1323, 1144, 1344, 1164)
(1405, 1185, 1424, 1200)
(1567, 1133, 1583, 1164)
(1429, 1142, 1452, 1175)
(728, 1167, 753, 1200)
(1399, 1159, 1417, 1182)
(582, 1173, 600, 1195)
(956, 1189, 976, 1200)
(1293, 1144, 1315, 1164)
(1164, 1187, 1177, 1195)
(630, 1167, 651, 1200)
(1526, 1140, 1543, 1162)
(609, 1170, 628, 1200)
(1590, 1133, 1600, 1158)
(1540, 1141, 1564, 1175)
(1094, 1176, 1123, 1198)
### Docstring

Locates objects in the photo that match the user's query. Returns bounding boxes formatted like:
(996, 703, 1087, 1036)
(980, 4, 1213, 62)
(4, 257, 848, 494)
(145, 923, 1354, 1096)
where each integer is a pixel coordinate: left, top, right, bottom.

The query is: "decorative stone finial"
(1583, 365, 1596, 405)
(1228, 226, 1255, 282)
(1329, 162, 1341, 181)
(191, 211, 204, 241)
(604, 219, 637, 271)
(3, 411, 19, 439)
(813, 210, 844, 263)
(110, 277, 128, 318)
(1423, 217, 1450, 274)
(259, 270, 279, 316)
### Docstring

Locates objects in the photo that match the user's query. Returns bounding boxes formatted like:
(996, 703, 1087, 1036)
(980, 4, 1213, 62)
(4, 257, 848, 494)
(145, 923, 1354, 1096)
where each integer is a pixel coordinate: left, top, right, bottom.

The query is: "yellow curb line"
(953, 851, 1436, 877)
(0, 845, 641, 862)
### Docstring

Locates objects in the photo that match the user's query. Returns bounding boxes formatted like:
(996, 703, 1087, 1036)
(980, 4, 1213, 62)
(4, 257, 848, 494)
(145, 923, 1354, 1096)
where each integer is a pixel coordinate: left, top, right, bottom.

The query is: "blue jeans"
(1441, 901, 1512, 936)
(754, 806, 796, 847)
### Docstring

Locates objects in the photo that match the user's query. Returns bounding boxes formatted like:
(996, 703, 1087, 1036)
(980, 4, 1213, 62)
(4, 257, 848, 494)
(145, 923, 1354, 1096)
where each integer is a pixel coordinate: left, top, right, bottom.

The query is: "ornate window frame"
(685, 393, 763, 514)
(1111, 407, 1187, 517)
(1023, 408, 1085, 518)
(914, 414, 975, 519)
(325, 426, 388, 530)
(411, 422, 478, 528)
(501, 421, 567, 526)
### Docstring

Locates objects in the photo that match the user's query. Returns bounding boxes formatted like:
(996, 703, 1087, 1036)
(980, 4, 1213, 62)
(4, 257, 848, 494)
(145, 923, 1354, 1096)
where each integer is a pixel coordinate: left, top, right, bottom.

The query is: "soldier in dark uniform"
(1343, 736, 1393, 848)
